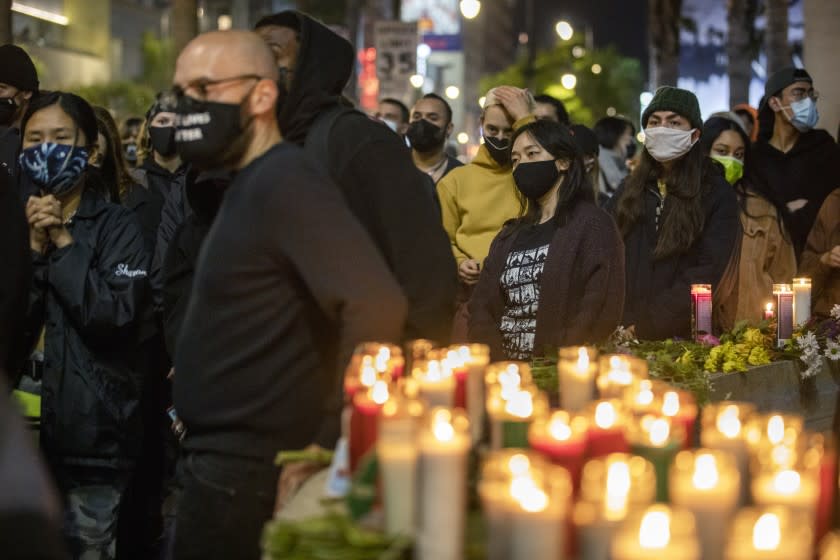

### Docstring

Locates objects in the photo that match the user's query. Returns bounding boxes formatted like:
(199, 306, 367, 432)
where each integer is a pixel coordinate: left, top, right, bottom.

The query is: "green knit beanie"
(642, 86, 703, 130)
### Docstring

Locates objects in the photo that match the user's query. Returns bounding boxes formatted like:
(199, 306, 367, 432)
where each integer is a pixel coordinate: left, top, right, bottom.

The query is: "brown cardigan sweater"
(467, 200, 625, 361)
(800, 189, 840, 317)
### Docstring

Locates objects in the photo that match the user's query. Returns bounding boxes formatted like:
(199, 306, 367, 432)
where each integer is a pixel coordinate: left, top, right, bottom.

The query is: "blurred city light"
(572, 46, 585, 58)
(410, 74, 425, 88)
(561, 74, 577, 89)
(640, 91, 654, 105)
(417, 43, 432, 58)
(637, 131, 646, 142)
(478, 96, 486, 108)
(591, 63, 602, 74)
(445, 86, 461, 99)
(217, 15, 232, 30)
(457, 132, 470, 144)
(460, 0, 481, 19)
(607, 107, 617, 116)
(555, 21, 573, 41)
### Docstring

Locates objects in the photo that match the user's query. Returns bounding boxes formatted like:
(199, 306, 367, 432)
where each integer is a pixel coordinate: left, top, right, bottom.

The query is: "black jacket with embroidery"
(24, 184, 150, 468)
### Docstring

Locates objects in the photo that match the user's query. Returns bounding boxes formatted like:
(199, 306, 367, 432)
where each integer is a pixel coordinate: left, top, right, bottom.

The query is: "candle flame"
(662, 392, 680, 417)
(519, 486, 549, 513)
(717, 406, 742, 438)
(508, 453, 531, 476)
(594, 402, 617, 429)
(606, 461, 631, 497)
(576, 347, 590, 372)
(648, 418, 670, 447)
(770, 445, 794, 468)
(607, 357, 633, 386)
(375, 346, 390, 372)
(767, 415, 785, 445)
(360, 364, 377, 387)
(692, 454, 719, 490)
(457, 345, 471, 362)
(371, 380, 389, 405)
(753, 513, 781, 551)
(433, 418, 455, 442)
(772, 470, 801, 494)
(426, 360, 444, 382)
(639, 510, 670, 549)
(505, 390, 534, 419)
(765, 302, 774, 313)
(548, 414, 573, 441)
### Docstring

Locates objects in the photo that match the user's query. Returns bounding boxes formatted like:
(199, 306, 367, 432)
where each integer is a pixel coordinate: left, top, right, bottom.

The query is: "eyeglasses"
(788, 88, 819, 102)
(160, 74, 264, 111)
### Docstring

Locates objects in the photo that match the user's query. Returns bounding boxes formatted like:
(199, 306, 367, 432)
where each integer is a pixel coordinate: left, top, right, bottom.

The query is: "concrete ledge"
(709, 359, 840, 431)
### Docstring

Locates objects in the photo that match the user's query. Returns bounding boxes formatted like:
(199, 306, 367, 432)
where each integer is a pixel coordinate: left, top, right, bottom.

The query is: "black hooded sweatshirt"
(752, 128, 840, 259)
(259, 11, 458, 344)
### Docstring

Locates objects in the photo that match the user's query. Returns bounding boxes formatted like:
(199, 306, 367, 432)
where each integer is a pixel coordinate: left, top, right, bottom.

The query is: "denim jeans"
(55, 466, 129, 560)
(173, 452, 279, 560)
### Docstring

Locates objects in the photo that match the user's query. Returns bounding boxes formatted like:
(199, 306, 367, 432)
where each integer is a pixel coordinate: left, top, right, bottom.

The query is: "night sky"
(514, 0, 648, 73)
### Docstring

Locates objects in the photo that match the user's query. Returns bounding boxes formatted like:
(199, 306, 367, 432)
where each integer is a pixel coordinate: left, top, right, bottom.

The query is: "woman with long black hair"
(468, 119, 625, 361)
(606, 87, 741, 340)
(702, 113, 796, 327)
(17, 91, 149, 558)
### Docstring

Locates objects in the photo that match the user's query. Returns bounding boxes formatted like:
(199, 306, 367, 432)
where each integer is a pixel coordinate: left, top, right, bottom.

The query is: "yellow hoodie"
(437, 121, 533, 265)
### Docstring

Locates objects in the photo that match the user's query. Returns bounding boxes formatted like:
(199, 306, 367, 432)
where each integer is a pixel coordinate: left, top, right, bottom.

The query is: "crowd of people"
(0, 9, 839, 560)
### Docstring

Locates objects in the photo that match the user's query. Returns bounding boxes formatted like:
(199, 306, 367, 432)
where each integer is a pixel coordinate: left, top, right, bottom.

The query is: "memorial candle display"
(377, 393, 424, 537)
(660, 389, 698, 449)
(479, 452, 531, 560)
(611, 505, 700, 560)
(528, 411, 588, 491)
(745, 413, 804, 465)
(575, 454, 656, 560)
(629, 415, 682, 502)
(349, 380, 389, 471)
(669, 450, 740, 560)
(792, 277, 812, 326)
(413, 358, 455, 408)
(764, 302, 775, 322)
(624, 378, 660, 417)
(691, 284, 713, 341)
(490, 387, 545, 449)
(344, 355, 380, 400)
(700, 402, 755, 506)
(448, 344, 489, 443)
(587, 400, 629, 457)
(558, 346, 598, 412)
(773, 283, 794, 347)
(724, 507, 813, 560)
(417, 408, 470, 560)
(597, 355, 647, 399)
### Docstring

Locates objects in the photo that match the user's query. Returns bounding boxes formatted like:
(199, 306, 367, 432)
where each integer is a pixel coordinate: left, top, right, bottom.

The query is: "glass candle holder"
(586, 399, 630, 457)
(558, 346, 598, 412)
(528, 410, 588, 491)
(701, 401, 756, 506)
(446, 344, 490, 442)
(792, 277, 812, 327)
(691, 284, 713, 341)
(773, 284, 794, 347)
(597, 354, 648, 399)
(629, 415, 684, 502)
(611, 504, 700, 560)
(725, 506, 813, 560)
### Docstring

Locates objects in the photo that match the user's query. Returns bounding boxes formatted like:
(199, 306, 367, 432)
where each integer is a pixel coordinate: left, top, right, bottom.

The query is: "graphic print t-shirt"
(499, 221, 556, 360)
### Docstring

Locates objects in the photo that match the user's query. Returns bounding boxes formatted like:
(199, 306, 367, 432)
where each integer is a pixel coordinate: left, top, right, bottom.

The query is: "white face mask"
(382, 119, 399, 133)
(783, 97, 819, 133)
(643, 126, 698, 162)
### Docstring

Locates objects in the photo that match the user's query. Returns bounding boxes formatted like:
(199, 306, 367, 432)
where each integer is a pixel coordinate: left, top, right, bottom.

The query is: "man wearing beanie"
(606, 86, 740, 340)
(0, 44, 39, 186)
(752, 67, 840, 260)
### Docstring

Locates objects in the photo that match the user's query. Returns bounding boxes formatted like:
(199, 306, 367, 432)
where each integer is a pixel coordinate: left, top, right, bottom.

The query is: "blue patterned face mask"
(19, 142, 89, 196)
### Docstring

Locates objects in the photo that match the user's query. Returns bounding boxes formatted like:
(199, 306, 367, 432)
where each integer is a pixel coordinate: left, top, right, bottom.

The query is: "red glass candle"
(660, 390, 697, 450)
(349, 381, 389, 472)
(529, 411, 589, 494)
(587, 400, 629, 458)
(691, 284, 713, 341)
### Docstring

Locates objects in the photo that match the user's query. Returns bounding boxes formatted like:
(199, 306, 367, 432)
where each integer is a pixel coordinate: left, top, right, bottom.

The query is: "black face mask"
(0, 97, 16, 127)
(406, 119, 446, 153)
(513, 160, 561, 200)
(174, 93, 253, 170)
(484, 135, 511, 166)
(625, 141, 637, 160)
(149, 126, 177, 157)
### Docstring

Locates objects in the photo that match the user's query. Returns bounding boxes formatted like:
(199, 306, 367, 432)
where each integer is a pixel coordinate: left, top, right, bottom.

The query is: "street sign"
(374, 20, 418, 100)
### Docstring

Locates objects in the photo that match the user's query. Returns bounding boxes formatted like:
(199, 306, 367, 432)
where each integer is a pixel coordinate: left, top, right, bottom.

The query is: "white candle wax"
(752, 468, 819, 518)
(792, 278, 812, 327)
(377, 398, 422, 537)
(454, 344, 489, 444)
(701, 403, 754, 506)
(559, 346, 597, 412)
(417, 409, 470, 560)
(724, 508, 812, 560)
(509, 465, 571, 560)
(414, 360, 455, 408)
(575, 501, 623, 560)
(612, 506, 700, 560)
(670, 450, 740, 560)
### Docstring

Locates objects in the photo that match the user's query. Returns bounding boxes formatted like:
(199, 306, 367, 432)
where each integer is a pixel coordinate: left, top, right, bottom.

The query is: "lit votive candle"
(701, 402, 755, 506)
(773, 284, 794, 347)
(349, 380, 389, 471)
(597, 354, 648, 399)
(792, 277, 812, 327)
(498, 387, 546, 449)
(669, 449, 740, 560)
(660, 389, 698, 449)
(558, 346, 598, 412)
(413, 358, 455, 408)
(377, 393, 424, 537)
(763, 301, 775, 322)
(629, 415, 682, 502)
(691, 284, 714, 341)
(417, 408, 470, 560)
(509, 464, 572, 560)
(745, 413, 804, 467)
(575, 454, 656, 560)
(612, 504, 700, 560)
(344, 355, 380, 400)
(586, 400, 630, 457)
(623, 378, 661, 417)
(529, 411, 588, 491)
(752, 466, 820, 519)
(448, 344, 490, 444)
(724, 507, 813, 560)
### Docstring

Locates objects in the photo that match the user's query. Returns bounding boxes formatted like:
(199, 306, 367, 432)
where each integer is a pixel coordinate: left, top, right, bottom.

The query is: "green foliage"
(479, 34, 644, 127)
(140, 31, 175, 92)
(73, 81, 156, 120)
